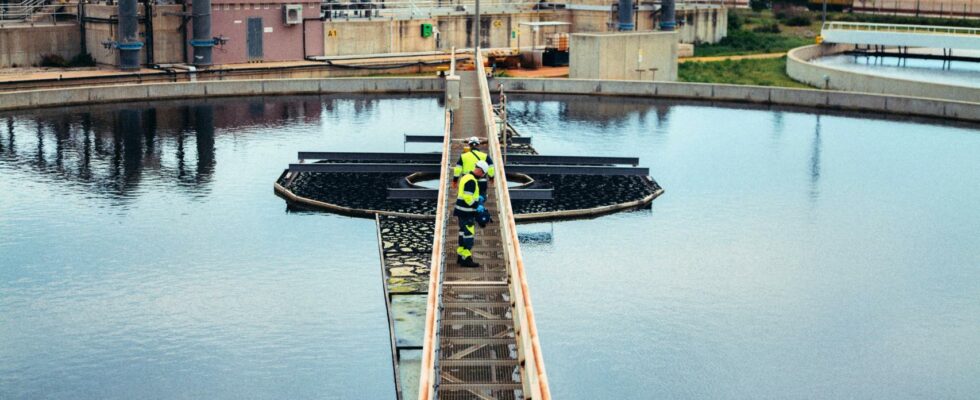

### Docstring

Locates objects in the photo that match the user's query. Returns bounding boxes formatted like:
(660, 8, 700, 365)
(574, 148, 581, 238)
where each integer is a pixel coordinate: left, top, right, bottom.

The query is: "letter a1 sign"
(328, 29, 338, 37)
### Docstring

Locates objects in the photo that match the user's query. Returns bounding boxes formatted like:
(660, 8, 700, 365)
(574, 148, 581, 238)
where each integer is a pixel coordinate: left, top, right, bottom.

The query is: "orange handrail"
(416, 103, 453, 400)
(475, 49, 552, 400)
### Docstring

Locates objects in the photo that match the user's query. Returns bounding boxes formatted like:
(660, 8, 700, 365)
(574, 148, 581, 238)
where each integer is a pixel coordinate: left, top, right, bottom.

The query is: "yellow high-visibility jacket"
(453, 150, 495, 181)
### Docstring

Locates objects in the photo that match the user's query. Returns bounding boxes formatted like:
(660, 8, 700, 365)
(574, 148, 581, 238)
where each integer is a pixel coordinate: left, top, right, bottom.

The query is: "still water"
(0, 95, 443, 399)
(509, 95, 980, 399)
(1, 94, 978, 399)
(812, 53, 980, 88)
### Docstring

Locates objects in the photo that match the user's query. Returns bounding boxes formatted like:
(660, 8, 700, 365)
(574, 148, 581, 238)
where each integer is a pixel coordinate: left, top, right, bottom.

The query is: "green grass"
(694, 30, 813, 57)
(695, 9, 818, 57)
(678, 56, 812, 88)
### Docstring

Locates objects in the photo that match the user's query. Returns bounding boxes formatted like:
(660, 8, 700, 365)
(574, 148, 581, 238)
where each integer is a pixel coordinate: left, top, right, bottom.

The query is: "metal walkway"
(821, 21, 980, 51)
(418, 53, 550, 400)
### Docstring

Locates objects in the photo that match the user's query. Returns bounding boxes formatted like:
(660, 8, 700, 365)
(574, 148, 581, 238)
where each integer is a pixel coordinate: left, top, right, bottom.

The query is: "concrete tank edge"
(3, 76, 977, 122)
(0, 77, 447, 112)
(492, 78, 980, 123)
(786, 44, 980, 104)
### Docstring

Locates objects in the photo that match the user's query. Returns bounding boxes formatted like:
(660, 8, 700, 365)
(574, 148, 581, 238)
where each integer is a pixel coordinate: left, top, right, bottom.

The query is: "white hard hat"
(475, 160, 490, 173)
(467, 136, 481, 146)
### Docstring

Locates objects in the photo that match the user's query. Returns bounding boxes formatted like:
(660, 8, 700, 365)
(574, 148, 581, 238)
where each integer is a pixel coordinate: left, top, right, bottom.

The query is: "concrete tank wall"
(567, 7, 726, 44)
(0, 77, 445, 111)
(0, 24, 81, 68)
(570, 31, 678, 81)
(494, 78, 980, 121)
(786, 44, 980, 104)
(673, 6, 727, 44)
(1, 76, 976, 124)
(321, 12, 569, 56)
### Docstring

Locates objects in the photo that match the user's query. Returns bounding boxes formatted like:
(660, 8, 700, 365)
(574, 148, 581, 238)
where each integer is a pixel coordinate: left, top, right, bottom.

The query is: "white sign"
(233, 20, 242, 24)
(264, 27, 274, 33)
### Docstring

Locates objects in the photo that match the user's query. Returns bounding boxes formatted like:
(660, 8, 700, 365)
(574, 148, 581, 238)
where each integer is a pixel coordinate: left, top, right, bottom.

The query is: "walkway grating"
(418, 56, 550, 400)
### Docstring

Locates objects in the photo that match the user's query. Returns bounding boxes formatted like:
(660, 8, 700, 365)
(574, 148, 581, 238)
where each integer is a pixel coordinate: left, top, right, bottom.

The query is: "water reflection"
(507, 94, 980, 400)
(0, 98, 335, 202)
(0, 94, 444, 400)
(809, 115, 822, 202)
(1, 94, 421, 197)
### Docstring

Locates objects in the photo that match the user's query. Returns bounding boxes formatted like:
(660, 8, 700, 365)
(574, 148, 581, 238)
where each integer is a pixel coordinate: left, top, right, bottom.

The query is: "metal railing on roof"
(0, 0, 46, 20)
(822, 21, 980, 36)
(0, 1, 77, 25)
(322, 0, 545, 19)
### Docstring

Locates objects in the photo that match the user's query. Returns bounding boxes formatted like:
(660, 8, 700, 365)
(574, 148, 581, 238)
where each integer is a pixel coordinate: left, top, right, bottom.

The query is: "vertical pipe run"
(475, 0, 481, 49)
(660, 0, 676, 31)
(118, 0, 142, 70)
(618, 0, 634, 31)
(143, 0, 154, 65)
(191, 0, 213, 66)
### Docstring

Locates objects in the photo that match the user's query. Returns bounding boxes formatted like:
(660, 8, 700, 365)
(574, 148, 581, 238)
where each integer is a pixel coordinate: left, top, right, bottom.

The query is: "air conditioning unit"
(283, 4, 303, 25)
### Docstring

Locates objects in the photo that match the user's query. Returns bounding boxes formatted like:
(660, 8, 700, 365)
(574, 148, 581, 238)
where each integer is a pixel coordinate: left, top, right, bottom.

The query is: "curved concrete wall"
(494, 78, 980, 122)
(786, 44, 980, 104)
(0, 78, 444, 112)
(2, 76, 977, 122)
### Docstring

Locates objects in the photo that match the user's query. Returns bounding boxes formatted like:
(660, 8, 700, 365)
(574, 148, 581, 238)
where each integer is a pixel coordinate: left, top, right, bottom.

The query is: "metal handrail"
(416, 80, 454, 400)
(475, 49, 552, 400)
(822, 21, 980, 36)
(323, 0, 541, 7)
(0, 0, 50, 20)
(323, 0, 543, 14)
(0, 3, 77, 24)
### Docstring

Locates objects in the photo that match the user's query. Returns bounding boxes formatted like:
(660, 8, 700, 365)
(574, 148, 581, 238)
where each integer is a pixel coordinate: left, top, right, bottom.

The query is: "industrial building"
(0, 0, 728, 70)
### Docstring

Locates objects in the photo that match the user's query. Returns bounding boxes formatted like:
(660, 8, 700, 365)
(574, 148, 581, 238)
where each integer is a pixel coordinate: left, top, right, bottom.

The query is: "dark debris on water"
(513, 175, 661, 215)
(280, 172, 660, 217)
(378, 216, 434, 293)
(282, 172, 437, 215)
(278, 123, 660, 218)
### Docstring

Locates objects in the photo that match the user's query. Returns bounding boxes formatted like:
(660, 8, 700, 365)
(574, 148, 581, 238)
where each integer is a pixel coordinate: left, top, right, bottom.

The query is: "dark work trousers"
(456, 213, 476, 260)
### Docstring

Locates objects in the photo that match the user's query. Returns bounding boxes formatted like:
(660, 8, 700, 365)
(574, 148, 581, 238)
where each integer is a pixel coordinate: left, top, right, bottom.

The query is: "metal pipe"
(118, 0, 142, 70)
(143, 0, 154, 65)
(180, 2, 189, 63)
(660, 0, 675, 31)
(79, 2, 87, 57)
(191, 0, 213, 66)
(475, 0, 481, 48)
(618, 0, 633, 31)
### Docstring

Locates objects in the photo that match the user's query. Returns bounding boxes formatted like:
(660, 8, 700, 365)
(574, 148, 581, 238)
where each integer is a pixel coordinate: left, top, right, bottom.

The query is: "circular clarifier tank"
(810, 49, 980, 88)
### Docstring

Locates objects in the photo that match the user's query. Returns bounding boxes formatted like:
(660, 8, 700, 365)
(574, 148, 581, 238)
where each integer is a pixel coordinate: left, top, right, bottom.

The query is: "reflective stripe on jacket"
(454, 173, 480, 213)
(453, 150, 495, 181)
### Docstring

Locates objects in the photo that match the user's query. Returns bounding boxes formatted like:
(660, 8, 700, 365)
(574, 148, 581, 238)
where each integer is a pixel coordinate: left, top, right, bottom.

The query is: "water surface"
(812, 53, 980, 88)
(2, 93, 978, 399)
(0, 94, 443, 399)
(509, 95, 980, 399)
